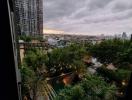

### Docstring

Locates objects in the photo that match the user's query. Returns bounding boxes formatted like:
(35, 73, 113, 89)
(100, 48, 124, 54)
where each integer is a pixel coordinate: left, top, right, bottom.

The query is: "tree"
(21, 44, 88, 99)
(81, 74, 117, 100)
(97, 67, 131, 98)
(89, 39, 120, 64)
(21, 49, 56, 100)
(18, 35, 32, 42)
(89, 39, 132, 66)
(21, 63, 35, 98)
(97, 67, 131, 82)
(55, 74, 117, 100)
(117, 47, 132, 68)
(55, 85, 85, 100)
(45, 44, 88, 77)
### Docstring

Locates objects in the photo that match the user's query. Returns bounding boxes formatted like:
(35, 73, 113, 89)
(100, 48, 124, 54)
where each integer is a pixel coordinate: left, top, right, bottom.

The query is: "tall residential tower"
(15, 0, 43, 36)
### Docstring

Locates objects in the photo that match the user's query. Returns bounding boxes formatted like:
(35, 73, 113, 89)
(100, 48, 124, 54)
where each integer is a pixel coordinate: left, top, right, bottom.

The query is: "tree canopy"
(20, 38, 132, 100)
(55, 74, 117, 100)
(21, 44, 89, 99)
(89, 39, 132, 67)
(45, 44, 88, 77)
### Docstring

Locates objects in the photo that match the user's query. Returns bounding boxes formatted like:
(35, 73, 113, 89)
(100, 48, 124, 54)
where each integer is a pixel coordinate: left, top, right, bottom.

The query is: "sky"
(43, 0, 132, 35)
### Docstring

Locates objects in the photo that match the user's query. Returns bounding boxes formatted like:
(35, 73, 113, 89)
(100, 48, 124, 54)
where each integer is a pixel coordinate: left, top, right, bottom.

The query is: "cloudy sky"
(44, 0, 132, 35)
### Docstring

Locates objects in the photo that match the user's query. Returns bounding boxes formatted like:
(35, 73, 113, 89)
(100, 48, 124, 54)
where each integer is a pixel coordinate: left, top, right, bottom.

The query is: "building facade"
(36, 0, 43, 35)
(122, 32, 127, 40)
(15, 0, 43, 36)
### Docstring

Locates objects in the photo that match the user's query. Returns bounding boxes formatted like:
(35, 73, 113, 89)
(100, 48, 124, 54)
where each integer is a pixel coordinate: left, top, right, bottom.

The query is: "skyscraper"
(122, 32, 127, 40)
(15, 0, 43, 36)
(36, 0, 43, 35)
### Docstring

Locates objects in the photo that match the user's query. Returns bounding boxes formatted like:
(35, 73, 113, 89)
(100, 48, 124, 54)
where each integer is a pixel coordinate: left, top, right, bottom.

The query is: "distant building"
(15, 0, 43, 36)
(100, 34, 105, 39)
(47, 38, 58, 46)
(122, 32, 127, 40)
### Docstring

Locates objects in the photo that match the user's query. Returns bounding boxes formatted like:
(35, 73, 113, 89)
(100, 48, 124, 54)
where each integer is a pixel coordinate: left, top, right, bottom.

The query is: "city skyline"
(44, 0, 132, 35)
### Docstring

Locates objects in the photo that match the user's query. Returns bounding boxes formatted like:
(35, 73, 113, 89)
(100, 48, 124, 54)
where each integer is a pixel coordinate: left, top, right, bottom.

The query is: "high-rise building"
(15, 0, 43, 36)
(36, 0, 43, 35)
(122, 32, 127, 40)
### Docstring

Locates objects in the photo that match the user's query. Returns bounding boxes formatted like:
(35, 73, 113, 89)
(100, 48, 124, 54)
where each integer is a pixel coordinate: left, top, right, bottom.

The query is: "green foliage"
(24, 49, 48, 70)
(46, 44, 88, 76)
(97, 67, 131, 98)
(21, 49, 52, 99)
(21, 45, 89, 99)
(81, 74, 117, 99)
(97, 67, 131, 82)
(115, 69, 131, 81)
(89, 39, 122, 64)
(18, 35, 44, 42)
(115, 40, 132, 69)
(20, 39, 132, 99)
(18, 35, 32, 42)
(55, 74, 117, 100)
(55, 85, 85, 100)
(20, 64, 35, 96)
(89, 39, 132, 66)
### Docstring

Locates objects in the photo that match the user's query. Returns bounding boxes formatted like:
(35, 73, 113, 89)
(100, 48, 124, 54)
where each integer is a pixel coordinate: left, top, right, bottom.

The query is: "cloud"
(88, 0, 113, 10)
(44, 0, 85, 21)
(81, 9, 132, 24)
(112, 0, 132, 12)
(44, 0, 132, 35)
